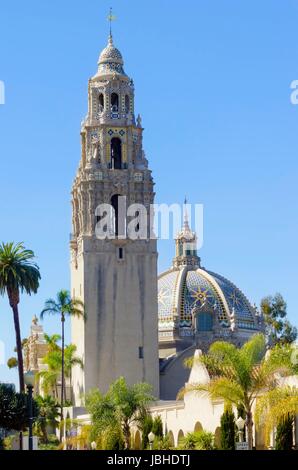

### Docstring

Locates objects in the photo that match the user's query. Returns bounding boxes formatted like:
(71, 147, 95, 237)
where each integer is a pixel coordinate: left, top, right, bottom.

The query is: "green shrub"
(153, 433, 173, 450)
(96, 426, 125, 450)
(38, 434, 59, 450)
(275, 414, 293, 450)
(180, 430, 215, 450)
(220, 405, 236, 450)
(141, 414, 153, 449)
(152, 415, 163, 438)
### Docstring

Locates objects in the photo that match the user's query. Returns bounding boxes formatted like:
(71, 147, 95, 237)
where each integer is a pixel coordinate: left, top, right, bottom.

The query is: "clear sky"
(0, 0, 298, 387)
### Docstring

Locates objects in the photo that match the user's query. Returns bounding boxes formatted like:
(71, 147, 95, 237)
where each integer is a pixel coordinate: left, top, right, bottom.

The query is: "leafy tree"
(275, 414, 294, 450)
(0, 242, 40, 391)
(34, 395, 60, 443)
(7, 357, 18, 369)
(181, 334, 295, 450)
(261, 293, 297, 346)
(220, 403, 236, 450)
(40, 290, 85, 414)
(86, 376, 155, 449)
(0, 383, 37, 432)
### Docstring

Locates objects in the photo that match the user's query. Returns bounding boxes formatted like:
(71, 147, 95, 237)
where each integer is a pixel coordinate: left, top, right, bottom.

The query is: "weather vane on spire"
(107, 7, 117, 36)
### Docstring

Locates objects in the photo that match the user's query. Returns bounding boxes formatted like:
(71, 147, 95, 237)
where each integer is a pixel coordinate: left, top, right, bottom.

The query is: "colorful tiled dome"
(158, 267, 260, 332)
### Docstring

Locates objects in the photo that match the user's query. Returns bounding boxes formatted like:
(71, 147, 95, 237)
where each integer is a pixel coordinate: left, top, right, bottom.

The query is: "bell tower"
(70, 32, 159, 404)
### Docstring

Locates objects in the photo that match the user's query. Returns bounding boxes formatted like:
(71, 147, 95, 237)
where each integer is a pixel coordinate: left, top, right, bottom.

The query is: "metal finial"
(183, 197, 190, 230)
(107, 7, 116, 37)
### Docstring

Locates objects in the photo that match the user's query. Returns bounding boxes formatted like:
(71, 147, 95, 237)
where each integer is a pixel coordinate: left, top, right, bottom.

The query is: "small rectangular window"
(118, 247, 124, 260)
(139, 347, 144, 359)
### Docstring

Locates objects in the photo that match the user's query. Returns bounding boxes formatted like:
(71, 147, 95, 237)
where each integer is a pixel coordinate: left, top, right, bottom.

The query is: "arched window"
(98, 93, 104, 112)
(194, 422, 203, 433)
(111, 137, 122, 169)
(125, 95, 130, 113)
(167, 431, 175, 447)
(197, 312, 213, 332)
(111, 194, 126, 238)
(134, 430, 141, 450)
(177, 430, 184, 447)
(111, 93, 119, 112)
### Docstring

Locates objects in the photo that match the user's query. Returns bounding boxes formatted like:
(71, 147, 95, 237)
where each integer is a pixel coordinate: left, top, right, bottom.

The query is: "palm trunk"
(246, 410, 254, 450)
(60, 314, 65, 441)
(11, 302, 24, 392)
(9, 291, 24, 451)
(70, 369, 73, 405)
(123, 421, 131, 449)
(63, 376, 67, 403)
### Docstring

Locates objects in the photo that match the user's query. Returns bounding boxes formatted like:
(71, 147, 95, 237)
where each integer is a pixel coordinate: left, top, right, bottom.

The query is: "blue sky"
(0, 0, 298, 387)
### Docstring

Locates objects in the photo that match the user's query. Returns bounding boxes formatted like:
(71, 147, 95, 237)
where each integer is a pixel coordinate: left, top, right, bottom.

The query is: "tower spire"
(173, 199, 201, 268)
(107, 7, 116, 39)
(183, 196, 190, 231)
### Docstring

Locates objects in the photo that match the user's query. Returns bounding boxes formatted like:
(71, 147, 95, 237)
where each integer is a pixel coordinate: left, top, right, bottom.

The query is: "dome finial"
(183, 196, 190, 231)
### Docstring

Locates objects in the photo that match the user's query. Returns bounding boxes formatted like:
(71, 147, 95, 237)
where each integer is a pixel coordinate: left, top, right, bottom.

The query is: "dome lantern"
(173, 199, 201, 268)
(96, 33, 127, 78)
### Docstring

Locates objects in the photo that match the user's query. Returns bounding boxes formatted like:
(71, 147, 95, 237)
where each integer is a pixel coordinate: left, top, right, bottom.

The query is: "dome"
(97, 34, 126, 76)
(158, 267, 261, 333)
(158, 204, 263, 342)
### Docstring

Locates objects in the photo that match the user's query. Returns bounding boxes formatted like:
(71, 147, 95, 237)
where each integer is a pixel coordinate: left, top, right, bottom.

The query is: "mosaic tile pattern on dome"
(207, 271, 256, 329)
(181, 271, 229, 328)
(158, 271, 179, 322)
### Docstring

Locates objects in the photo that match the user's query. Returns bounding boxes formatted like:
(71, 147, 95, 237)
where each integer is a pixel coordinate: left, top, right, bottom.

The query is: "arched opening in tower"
(111, 137, 122, 169)
(111, 194, 126, 237)
(111, 92, 119, 112)
(98, 93, 104, 112)
(125, 95, 130, 113)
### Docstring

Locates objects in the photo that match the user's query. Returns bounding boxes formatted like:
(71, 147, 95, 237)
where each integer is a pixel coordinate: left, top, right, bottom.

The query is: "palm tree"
(40, 290, 85, 414)
(37, 343, 83, 405)
(37, 369, 60, 400)
(0, 242, 40, 392)
(86, 376, 155, 449)
(34, 395, 60, 443)
(180, 334, 294, 450)
(255, 386, 298, 447)
(44, 333, 61, 352)
(37, 348, 62, 400)
(64, 344, 84, 404)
